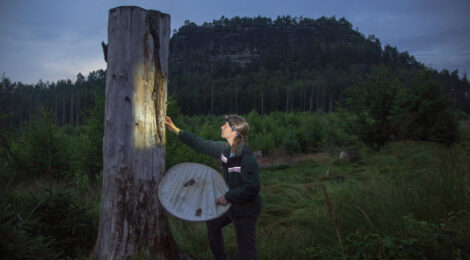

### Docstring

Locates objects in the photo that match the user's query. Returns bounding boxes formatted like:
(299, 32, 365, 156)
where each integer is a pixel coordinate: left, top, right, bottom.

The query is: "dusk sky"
(1, 0, 469, 84)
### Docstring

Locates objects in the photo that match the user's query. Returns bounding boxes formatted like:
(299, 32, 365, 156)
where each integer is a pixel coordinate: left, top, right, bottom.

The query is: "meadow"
(170, 137, 470, 259)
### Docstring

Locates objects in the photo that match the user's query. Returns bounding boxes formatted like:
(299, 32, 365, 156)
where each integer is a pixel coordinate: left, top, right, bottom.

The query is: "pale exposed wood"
(159, 163, 230, 222)
(92, 6, 189, 260)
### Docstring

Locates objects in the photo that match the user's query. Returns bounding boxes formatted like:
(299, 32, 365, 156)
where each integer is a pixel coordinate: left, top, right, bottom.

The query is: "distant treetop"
(178, 15, 353, 33)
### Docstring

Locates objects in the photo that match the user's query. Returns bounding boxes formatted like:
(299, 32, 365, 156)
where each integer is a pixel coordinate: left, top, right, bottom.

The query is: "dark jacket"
(178, 130, 262, 217)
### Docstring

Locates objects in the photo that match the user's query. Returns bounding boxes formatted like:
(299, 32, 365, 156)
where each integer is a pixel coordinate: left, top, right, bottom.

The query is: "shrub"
(344, 67, 404, 150)
(0, 211, 60, 259)
(246, 109, 263, 133)
(14, 108, 70, 181)
(0, 192, 60, 259)
(398, 71, 459, 144)
(322, 112, 358, 149)
(296, 112, 326, 151)
(250, 131, 275, 155)
(73, 95, 104, 181)
(282, 127, 301, 154)
(6, 188, 98, 258)
(198, 120, 220, 140)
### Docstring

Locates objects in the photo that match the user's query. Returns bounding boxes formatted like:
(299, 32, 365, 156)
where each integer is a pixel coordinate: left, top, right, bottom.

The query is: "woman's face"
(221, 121, 235, 139)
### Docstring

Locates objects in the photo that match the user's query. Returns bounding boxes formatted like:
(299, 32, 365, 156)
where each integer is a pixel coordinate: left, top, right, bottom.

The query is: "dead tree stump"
(92, 6, 185, 260)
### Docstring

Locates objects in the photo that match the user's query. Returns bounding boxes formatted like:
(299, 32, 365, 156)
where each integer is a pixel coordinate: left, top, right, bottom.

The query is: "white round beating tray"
(158, 162, 231, 221)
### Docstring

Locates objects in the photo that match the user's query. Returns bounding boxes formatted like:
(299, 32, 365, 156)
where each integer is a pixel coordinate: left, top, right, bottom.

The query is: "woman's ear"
(231, 130, 238, 138)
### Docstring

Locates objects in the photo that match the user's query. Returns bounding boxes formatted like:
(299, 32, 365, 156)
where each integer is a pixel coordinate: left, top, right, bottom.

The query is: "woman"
(165, 115, 262, 260)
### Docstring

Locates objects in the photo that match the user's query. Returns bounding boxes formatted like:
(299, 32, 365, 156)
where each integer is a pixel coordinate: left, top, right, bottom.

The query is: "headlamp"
(224, 115, 241, 137)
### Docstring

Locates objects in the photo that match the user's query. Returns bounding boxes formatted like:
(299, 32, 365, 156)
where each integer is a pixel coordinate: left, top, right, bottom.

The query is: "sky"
(1, 0, 469, 84)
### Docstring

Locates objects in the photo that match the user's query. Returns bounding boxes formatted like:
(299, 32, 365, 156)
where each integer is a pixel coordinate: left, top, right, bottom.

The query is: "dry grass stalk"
(354, 203, 377, 232)
(320, 184, 346, 260)
(354, 203, 385, 258)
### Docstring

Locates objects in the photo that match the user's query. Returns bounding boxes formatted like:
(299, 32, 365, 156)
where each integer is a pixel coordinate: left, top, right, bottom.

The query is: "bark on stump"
(92, 6, 185, 260)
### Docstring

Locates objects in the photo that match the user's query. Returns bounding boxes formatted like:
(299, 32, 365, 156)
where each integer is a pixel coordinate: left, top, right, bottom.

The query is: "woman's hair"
(226, 115, 249, 154)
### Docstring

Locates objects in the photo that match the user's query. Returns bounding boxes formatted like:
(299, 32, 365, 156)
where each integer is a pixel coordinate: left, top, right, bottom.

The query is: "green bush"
(72, 95, 104, 181)
(4, 188, 98, 258)
(199, 120, 221, 140)
(344, 67, 404, 150)
(0, 195, 60, 259)
(296, 112, 325, 151)
(246, 109, 263, 133)
(398, 71, 459, 144)
(250, 131, 275, 155)
(282, 127, 301, 154)
(166, 111, 358, 157)
(14, 108, 70, 181)
(319, 115, 357, 155)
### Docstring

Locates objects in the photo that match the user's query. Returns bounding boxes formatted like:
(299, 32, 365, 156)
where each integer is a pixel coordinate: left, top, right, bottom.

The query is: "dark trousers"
(206, 210, 259, 260)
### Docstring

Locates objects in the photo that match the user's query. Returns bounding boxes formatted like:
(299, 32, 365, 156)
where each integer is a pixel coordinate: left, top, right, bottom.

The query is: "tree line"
(0, 70, 105, 129)
(168, 65, 469, 117)
(181, 15, 354, 31)
(1, 64, 468, 131)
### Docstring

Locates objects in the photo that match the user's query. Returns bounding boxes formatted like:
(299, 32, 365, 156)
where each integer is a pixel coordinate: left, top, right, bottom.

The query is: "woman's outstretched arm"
(165, 116, 226, 158)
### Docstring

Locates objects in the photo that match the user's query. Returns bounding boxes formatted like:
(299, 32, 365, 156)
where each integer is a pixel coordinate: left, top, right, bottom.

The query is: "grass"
(3, 139, 469, 259)
(169, 140, 470, 259)
(3, 120, 469, 259)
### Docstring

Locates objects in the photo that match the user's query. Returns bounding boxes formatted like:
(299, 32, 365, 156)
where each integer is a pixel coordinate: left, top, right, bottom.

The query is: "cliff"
(169, 16, 383, 75)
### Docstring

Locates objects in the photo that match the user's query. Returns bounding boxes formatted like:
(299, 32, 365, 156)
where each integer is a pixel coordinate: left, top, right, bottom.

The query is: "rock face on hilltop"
(169, 16, 381, 75)
(166, 16, 466, 117)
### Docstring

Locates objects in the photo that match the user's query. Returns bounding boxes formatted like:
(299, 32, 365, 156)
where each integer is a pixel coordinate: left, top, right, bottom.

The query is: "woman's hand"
(165, 116, 180, 135)
(216, 195, 229, 205)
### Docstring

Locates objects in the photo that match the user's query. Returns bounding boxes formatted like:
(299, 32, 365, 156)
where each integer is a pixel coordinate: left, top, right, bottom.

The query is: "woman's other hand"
(216, 195, 229, 205)
(165, 116, 180, 135)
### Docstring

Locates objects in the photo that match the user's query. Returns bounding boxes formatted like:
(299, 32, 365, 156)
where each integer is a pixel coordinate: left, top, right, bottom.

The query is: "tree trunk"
(70, 90, 74, 126)
(303, 86, 306, 112)
(309, 86, 313, 112)
(285, 87, 289, 113)
(76, 87, 80, 125)
(316, 84, 320, 111)
(55, 89, 58, 125)
(261, 86, 264, 115)
(235, 88, 238, 114)
(211, 83, 214, 116)
(92, 6, 186, 260)
(329, 95, 333, 112)
(62, 97, 65, 126)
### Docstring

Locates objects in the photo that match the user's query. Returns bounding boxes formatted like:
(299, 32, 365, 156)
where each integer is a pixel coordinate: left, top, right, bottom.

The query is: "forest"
(1, 15, 470, 259)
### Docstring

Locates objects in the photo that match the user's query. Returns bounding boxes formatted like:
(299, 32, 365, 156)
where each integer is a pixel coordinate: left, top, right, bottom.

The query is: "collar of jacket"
(224, 141, 246, 157)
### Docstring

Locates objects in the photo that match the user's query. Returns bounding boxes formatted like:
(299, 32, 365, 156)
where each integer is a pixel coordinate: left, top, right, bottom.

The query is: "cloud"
(1, 0, 469, 82)
(0, 0, 108, 83)
(389, 26, 470, 75)
(1, 29, 106, 83)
